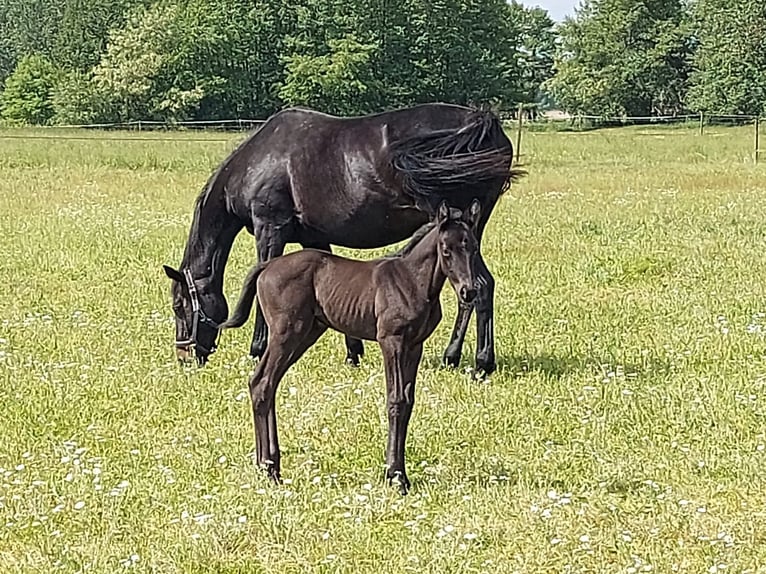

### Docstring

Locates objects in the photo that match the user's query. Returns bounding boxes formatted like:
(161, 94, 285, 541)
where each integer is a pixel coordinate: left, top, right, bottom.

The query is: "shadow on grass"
(419, 350, 674, 381)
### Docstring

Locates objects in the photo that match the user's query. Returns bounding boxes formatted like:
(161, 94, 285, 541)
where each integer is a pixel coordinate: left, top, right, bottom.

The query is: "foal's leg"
(264, 323, 327, 479)
(249, 223, 287, 359)
(249, 319, 325, 483)
(380, 337, 423, 495)
(299, 241, 365, 366)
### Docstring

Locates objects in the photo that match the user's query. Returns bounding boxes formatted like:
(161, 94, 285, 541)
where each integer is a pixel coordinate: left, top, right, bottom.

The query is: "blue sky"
(527, 0, 578, 21)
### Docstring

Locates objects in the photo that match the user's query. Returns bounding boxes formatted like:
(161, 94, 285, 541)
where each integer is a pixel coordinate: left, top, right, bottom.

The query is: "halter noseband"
(175, 268, 221, 356)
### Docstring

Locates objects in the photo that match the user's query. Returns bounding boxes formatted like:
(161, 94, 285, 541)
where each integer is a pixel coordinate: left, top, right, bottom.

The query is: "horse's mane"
(386, 221, 437, 258)
(183, 122, 269, 263)
(386, 207, 467, 258)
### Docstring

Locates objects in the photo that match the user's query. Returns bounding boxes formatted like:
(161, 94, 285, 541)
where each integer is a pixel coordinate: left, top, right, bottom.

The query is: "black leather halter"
(175, 269, 221, 356)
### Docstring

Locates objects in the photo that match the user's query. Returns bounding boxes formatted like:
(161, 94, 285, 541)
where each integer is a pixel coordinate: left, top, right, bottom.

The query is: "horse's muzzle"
(460, 286, 477, 305)
(176, 346, 194, 363)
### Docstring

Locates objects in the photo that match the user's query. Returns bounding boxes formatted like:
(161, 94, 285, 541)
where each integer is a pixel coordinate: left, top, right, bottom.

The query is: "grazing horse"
(163, 103, 522, 372)
(221, 200, 482, 493)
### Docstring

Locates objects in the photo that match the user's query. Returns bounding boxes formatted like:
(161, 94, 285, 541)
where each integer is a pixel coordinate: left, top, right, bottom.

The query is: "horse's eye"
(442, 249, 451, 258)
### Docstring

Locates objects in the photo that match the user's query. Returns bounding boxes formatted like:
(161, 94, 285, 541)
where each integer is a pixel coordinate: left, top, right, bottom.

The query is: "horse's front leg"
(442, 304, 473, 370)
(443, 206, 497, 375)
(380, 337, 422, 495)
(249, 223, 287, 359)
(473, 252, 496, 374)
(444, 253, 496, 375)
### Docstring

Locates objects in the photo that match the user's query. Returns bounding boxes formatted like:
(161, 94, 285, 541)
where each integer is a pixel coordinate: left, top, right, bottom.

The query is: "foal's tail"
(389, 108, 525, 213)
(220, 263, 267, 329)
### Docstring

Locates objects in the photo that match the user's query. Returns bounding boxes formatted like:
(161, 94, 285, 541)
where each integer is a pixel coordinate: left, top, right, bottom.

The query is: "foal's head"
(435, 199, 481, 306)
(162, 266, 227, 365)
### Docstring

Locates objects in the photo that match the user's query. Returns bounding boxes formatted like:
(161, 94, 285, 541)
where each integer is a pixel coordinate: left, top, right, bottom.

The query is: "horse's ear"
(436, 201, 450, 225)
(464, 199, 481, 230)
(163, 265, 184, 283)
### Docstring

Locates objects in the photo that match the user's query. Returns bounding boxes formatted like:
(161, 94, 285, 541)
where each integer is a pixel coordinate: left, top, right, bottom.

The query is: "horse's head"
(435, 199, 481, 306)
(163, 265, 228, 365)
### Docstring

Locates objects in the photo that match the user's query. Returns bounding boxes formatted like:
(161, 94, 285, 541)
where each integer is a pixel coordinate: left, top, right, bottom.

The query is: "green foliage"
(411, 0, 519, 106)
(509, 2, 556, 105)
(547, 0, 692, 116)
(687, 0, 766, 115)
(0, 54, 59, 125)
(53, 0, 151, 72)
(280, 36, 379, 115)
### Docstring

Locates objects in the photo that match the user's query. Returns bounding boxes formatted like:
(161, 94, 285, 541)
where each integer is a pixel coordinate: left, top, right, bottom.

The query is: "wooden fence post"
(699, 111, 704, 136)
(514, 103, 523, 166)
(755, 116, 761, 164)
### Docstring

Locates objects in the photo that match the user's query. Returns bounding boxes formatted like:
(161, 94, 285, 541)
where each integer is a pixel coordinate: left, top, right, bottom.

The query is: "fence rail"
(1, 113, 765, 163)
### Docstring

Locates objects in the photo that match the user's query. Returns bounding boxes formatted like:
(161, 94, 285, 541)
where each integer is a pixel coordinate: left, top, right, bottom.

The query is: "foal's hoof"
(387, 470, 410, 495)
(265, 465, 282, 485)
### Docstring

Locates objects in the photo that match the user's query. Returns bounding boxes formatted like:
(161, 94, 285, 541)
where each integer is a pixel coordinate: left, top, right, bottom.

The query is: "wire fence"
(1, 112, 764, 162)
(0, 118, 267, 143)
(504, 110, 766, 165)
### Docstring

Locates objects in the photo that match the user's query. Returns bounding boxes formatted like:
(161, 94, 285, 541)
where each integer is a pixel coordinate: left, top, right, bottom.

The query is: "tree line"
(0, 0, 763, 125)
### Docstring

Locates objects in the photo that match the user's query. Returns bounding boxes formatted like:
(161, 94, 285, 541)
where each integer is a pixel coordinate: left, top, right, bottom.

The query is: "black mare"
(163, 103, 522, 373)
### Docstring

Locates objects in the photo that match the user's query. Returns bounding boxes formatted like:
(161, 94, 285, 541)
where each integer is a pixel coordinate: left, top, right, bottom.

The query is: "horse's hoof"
(442, 352, 460, 369)
(475, 356, 496, 376)
(345, 355, 361, 367)
(387, 470, 410, 495)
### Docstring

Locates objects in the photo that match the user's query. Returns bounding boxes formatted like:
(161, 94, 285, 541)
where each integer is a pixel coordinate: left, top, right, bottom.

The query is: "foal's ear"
(436, 201, 450, 225)
(163, 265, 184, 283)
(464, 199, 481, 230)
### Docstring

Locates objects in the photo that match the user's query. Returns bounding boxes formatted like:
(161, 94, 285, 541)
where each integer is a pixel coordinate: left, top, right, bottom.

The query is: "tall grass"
(1, 124, 766, 573)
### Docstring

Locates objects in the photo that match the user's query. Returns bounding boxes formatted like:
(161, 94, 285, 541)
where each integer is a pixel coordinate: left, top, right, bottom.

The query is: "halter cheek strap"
(175, 269, 222, 356)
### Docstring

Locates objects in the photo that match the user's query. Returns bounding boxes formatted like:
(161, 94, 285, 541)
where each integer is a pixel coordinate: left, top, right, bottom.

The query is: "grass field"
(2, 124, 766, 573)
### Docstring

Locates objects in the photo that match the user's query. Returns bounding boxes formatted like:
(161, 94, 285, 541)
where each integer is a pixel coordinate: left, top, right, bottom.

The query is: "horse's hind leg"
(444, 203, 498, 374)
(249, 223, 287, 359)
(249, 318, 326, 483)
(299, 241, 365, 366)
(264, 323, 327, 478)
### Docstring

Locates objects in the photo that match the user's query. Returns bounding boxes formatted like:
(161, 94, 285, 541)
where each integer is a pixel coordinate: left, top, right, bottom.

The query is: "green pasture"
(2, 124, 766, 573)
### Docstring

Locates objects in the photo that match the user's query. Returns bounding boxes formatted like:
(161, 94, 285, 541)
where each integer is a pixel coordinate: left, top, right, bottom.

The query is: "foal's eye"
(442, 249, 451, 258)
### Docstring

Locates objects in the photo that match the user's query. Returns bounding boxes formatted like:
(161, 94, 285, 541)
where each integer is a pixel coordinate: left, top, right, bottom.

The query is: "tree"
(280, 35, 379, 115)
(509, 2, 556, 106)
(0, 54, 59, 125)
(53, 0, 151, 72)
(0, 0, 66, 86)
(687, 0, 766, 115)
(68, 0, 285, 122)
(546, 0, 692, 116)
(407, 0, 519, 107)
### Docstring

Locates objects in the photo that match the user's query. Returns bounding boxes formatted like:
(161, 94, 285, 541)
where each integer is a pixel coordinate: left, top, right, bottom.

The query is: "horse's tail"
(388, 108, 525, 213)
(220, 263, 268, 329)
